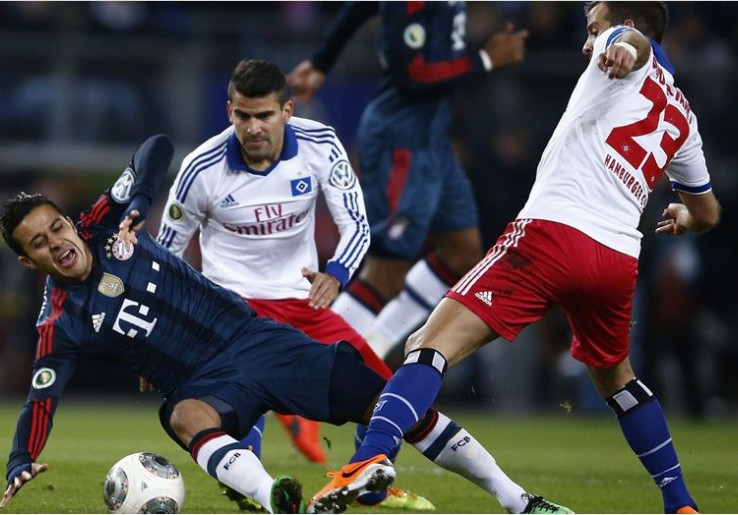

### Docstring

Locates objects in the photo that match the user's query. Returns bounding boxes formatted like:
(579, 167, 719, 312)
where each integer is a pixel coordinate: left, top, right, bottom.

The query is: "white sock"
(367, 258, 450, 358)
(194, 433, 275, 512)
(411, 412, 528, 513)
(331, 291, 378, 335)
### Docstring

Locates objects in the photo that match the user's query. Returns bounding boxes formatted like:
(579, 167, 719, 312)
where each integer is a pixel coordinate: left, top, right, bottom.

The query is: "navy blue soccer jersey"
(4, 136, 274, 479)
(312, 1, 488, 147)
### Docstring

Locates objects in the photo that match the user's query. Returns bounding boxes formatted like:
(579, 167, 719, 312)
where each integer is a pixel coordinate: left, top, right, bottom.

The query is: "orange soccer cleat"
(676, 507, 699, 514)
(274, 414, 326, 464)
(307, 454, 396, 514)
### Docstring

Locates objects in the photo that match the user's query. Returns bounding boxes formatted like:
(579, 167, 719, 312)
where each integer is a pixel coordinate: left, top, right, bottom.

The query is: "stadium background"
(0, 1, 736, 420)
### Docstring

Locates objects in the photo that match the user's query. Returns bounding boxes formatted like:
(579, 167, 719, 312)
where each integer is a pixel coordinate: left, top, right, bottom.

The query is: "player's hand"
(598, 44, 636, 79)
(482, 22, 529, 69)
(0, 462, 49, 509)
(287, 60, 326, 103)
(301, 267, 340, 309)
(139, 376, 155, 393)
(118, 209, 145, 248)
(655, 203, 691, 236)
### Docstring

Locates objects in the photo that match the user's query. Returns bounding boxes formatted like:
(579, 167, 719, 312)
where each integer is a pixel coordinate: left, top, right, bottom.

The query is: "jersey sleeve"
(6, 288, 79, 484)
(379, 2, 487, 92)
(156, 153, 210, 258)
(311, 1, 379, 73)
(315, 133, 370, 288)
(666, 112, 712, 194)
(78, 134, 174, 240)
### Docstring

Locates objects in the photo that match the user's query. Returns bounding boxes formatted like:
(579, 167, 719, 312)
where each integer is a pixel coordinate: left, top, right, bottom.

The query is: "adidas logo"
(92, 312, 106, 333)
(220, 194, 239, 208)
(474, 291, 493, 306)
(659, 476, 677, 488)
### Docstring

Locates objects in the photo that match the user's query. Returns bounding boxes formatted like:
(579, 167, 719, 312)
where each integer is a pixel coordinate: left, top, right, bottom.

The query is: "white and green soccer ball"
(103, 452, 185, 514)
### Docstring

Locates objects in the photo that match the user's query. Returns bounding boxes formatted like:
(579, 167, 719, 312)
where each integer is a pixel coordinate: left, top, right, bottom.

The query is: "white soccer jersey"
(518, 26, 711, 258)
(157, 116, 370, 299)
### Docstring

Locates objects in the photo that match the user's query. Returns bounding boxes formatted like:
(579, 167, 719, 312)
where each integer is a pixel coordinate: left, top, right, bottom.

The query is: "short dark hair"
(227, 59, 288, 105)
(1, 192, 61, 256)
(584, 2, 669, 43)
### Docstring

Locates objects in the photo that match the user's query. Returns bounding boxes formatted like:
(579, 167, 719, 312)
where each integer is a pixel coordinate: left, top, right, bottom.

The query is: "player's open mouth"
(58, 248, 77, 268)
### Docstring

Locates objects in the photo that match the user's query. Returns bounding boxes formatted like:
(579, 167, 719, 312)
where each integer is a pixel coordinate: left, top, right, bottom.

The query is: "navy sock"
(351, 349, 446, 463)
(354, 423, 403, 506)
(238, 415, 266, 459)
(607, 379, 697, 512)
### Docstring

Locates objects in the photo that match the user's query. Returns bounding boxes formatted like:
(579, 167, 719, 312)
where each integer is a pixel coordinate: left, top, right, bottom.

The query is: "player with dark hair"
(156, 58, 433, 510)
(0, 135, 571, 514)
(312, 2, 719, 514)
(289, 2, 529, 361)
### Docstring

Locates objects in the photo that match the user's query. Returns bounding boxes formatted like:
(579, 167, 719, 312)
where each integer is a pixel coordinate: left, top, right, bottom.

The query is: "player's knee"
(588, 359, 635, 398)
(169, 399, 221, 447)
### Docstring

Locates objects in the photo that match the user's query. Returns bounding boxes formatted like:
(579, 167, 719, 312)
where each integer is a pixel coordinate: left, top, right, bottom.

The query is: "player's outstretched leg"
(308, 454, 396, 514)
(223, 415, 269, 511)
(191, 428, 282, 513)
(275, 413, 326, 464)
(604, 378, 698, 513)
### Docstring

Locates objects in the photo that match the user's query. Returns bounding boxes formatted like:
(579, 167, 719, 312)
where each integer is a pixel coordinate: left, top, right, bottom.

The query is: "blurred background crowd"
(0, 1, 736, 419)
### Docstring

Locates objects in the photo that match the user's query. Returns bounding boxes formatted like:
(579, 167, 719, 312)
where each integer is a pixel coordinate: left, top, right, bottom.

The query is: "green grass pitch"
(0, 399, 735, 513)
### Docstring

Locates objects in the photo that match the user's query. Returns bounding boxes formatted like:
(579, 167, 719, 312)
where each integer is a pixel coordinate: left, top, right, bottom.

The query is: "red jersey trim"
(406, 1, 425, 16)
(408, 55, 473, 83)
(36, 287, 67, 359)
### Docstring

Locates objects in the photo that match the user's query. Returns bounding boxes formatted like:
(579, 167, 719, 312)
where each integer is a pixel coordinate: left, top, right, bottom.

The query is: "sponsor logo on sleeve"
(111, 167, 135, 203)
(167, 203, 184, 221)
(328, 160, 357, 190)
(32, 368, 56, 389)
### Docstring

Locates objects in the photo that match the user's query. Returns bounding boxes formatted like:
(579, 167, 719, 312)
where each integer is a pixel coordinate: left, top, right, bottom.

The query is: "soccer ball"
(103, 452, 185, 514)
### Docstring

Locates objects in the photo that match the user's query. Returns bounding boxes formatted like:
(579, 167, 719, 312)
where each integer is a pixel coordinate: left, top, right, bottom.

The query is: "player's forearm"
(6, 399, 55, 481)
(126, 134, 175, 220)
(311, 1, 379, 73)
(613, 28, 651, 71)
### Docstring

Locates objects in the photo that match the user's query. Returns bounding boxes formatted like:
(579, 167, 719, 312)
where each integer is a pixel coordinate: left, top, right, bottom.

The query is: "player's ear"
(226, 100, 233, 122)
(283, 99, 294, 121)
(624, 19, 636, 29)
(18, 255, 38, 271)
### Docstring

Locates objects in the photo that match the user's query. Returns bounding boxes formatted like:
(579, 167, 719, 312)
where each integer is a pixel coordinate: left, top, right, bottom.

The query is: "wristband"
(613, 41, 638, 60)
(479, 49, 493, 71)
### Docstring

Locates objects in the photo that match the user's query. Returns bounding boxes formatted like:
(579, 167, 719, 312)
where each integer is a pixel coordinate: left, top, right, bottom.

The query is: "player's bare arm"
(482, 22, 529, 69)
(599, 29, 650, 79)
(287, 61, 326, 103)
(301, 267, 340, 309)
(1, 462, 49, 509)
(656, 191, 721, 236)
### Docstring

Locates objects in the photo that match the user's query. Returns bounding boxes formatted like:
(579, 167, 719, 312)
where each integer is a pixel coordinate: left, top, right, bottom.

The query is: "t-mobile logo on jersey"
(112, 299, 158, 338)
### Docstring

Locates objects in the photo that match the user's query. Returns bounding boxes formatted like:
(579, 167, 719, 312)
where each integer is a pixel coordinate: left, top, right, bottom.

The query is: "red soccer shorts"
(446, 219, 638, 368)
(246, 297, 391, 379)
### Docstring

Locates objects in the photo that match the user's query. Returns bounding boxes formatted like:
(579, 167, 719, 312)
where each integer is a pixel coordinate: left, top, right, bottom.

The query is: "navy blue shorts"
(159, 317, 385, 448)
(358, 135, 479, 260)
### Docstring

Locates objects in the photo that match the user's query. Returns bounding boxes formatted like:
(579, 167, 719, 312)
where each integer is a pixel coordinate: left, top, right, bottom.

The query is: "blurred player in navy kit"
(289, 1, 529, 360)
(0, 135, 571, 515)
